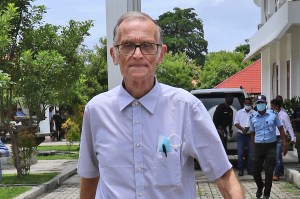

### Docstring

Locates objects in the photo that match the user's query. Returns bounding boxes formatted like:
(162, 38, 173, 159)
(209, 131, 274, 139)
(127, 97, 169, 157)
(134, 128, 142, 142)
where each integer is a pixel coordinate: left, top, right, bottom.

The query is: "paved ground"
(2, 139, 300, 198)
(37, 169, 300, 199)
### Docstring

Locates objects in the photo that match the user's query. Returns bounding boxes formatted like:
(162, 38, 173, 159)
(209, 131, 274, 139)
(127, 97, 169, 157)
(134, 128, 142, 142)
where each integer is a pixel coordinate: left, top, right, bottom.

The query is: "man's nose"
(133, 46, 143, 57)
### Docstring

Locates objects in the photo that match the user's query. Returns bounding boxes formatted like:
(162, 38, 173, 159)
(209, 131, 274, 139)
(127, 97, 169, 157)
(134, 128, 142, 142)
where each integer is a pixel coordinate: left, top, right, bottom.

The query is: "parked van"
(191, 88, 249, 155)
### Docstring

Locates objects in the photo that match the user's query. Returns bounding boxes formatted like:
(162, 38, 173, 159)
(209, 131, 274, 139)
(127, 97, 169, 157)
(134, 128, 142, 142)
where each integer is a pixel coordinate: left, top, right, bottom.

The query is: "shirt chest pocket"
(153, 152, 182, 187)
(254, 121, 262, 129)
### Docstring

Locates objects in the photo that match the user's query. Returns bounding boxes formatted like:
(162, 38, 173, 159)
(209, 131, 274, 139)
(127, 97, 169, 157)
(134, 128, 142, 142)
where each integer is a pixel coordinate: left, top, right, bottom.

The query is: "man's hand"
(282, 144, 287, 156)
(217, 128, 224, 136)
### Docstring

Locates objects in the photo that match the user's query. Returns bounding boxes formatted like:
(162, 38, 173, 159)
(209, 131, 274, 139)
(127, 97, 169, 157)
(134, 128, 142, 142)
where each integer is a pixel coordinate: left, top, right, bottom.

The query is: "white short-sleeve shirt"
(78, 81, 232, 199)
(234, 108, 256, 134)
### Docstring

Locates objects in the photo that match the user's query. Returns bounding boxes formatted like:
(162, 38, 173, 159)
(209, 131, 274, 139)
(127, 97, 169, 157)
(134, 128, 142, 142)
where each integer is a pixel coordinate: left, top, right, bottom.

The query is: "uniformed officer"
(249, 95, 287, 199)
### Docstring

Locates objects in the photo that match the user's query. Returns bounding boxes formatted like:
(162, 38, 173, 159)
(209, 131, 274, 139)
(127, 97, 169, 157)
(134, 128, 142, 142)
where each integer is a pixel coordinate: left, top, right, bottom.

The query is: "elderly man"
(78, 11, 244, 199)
(249, 95, 287, 199)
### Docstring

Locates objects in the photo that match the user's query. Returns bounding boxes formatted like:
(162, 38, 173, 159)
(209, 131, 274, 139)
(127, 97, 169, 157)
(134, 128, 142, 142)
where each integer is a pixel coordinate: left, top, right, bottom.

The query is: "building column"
(106, 0, 141, 90)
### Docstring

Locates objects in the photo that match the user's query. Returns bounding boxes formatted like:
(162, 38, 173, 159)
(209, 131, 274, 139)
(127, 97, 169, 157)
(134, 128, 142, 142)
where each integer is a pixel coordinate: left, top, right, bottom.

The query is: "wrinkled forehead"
(114, 17, 160, 44)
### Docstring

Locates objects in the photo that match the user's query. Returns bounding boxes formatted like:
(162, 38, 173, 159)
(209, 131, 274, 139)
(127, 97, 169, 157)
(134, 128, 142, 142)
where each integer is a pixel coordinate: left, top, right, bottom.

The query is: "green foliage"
(156, 52, 196, 91)
(0, 0, 93, 178)
(37, 153, 78, 160)
(234, 44, 250, 56)
(1, 172, 58, 184)
(156, 7, 207, 66)
(80, 38, 108, 101)
(10, 129, 36, 175)
(234, 44, 261, 62)
(199, 51, 251, 88)
(0, 3, 17, 58)
(37, 144, 79, 160)
(62, 118, 80, 155)
(37, 145, 79, 152)
(282, 96, 300, 116)
(0, 187, 31, 199)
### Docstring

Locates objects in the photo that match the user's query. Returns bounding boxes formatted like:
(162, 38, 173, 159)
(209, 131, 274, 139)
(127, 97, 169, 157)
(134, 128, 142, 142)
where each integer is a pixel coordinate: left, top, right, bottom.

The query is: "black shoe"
(238, 170, 244, 176)
(256, 185, 264, 198)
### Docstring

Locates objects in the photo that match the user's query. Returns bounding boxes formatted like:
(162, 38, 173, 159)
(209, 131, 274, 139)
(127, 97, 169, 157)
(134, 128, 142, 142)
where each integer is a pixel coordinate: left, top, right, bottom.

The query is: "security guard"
(249, 95, 287, 199)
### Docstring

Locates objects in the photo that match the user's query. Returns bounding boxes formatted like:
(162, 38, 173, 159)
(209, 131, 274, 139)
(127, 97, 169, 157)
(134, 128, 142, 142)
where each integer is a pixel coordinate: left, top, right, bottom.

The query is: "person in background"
(213, 94, 234, 153)
(15, 108, 26, 116)
(234, 97, 255, 176)
(0, 139, 9, 181)
(291, 105, 300, 167)
(249, 95, 287, 199)
(270, 99, 295, 181)
(52, 110, 62, 141)
(275, 95, 286, 112)
(49, 106, 54, 137)
(78, 11, 244, 199)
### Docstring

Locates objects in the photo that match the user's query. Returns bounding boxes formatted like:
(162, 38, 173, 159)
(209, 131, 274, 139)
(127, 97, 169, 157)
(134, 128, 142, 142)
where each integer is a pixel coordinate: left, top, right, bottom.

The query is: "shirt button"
(138, 167, 143, 172)
(135, 120, 140, 124)
(136, 143, 140, 147)
(133, 101, 139, 106)
(139, 192, 143, 196)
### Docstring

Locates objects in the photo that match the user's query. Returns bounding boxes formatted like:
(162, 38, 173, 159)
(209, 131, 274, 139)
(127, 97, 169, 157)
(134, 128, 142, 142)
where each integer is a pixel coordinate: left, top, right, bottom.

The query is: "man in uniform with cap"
(249, 95, 287, 199)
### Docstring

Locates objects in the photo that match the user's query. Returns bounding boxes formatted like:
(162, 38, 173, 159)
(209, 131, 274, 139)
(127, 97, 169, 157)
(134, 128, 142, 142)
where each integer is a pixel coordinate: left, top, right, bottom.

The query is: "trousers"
(253, 142, 276, 197)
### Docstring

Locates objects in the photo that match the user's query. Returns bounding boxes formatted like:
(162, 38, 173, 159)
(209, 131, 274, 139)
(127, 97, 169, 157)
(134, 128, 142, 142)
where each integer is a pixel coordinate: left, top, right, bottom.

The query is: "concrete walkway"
(1, 139, 300, 198)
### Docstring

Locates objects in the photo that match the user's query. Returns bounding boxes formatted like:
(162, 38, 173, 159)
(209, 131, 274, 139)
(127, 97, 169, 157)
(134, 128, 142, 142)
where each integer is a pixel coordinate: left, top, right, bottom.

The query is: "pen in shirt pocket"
(162, 144, 167, 157)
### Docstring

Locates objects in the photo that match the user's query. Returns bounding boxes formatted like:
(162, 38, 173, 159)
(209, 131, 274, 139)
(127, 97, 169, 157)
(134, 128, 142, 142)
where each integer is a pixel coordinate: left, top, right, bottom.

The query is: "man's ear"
(110, 47, 119, 65)
(157, 44, 167, 65)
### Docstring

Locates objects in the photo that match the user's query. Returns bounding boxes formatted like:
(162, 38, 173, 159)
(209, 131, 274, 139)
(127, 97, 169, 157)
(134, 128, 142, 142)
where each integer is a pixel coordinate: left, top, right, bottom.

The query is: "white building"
(245, 0, 300, 100)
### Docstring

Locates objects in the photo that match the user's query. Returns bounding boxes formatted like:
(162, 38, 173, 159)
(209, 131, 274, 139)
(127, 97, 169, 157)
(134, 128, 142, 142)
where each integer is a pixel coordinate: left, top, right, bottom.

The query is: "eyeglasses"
(114, 43, 162, 55)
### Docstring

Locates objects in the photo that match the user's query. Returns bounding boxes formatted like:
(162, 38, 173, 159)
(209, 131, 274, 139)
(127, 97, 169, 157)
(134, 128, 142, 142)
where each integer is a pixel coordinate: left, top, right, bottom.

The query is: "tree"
(0, 3, 16, 59)
(156, 52, 196, 91)
(199, 51, 251, 89)
(81, 38, 108, 100)
(2, 1, 93, 121)
(156, 7, 208, 67)
(1, 0, 93, 177)
(234, 44, 260, 62)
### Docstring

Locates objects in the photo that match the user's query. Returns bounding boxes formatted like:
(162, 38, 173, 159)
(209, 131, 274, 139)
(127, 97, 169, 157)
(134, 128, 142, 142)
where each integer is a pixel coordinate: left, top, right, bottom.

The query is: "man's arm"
(80, 176, 99, 199)
(215, 168, 245, 199)
(278, 125, 287, 156)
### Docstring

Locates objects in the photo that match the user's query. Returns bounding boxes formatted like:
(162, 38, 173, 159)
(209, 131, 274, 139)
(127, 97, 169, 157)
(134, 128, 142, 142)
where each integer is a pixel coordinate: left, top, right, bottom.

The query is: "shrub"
(62, 118, 80, 155)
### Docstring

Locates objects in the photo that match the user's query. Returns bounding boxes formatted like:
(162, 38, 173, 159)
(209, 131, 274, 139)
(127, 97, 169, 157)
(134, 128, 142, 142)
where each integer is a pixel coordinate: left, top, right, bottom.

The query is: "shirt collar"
(118, 79, 161, 114)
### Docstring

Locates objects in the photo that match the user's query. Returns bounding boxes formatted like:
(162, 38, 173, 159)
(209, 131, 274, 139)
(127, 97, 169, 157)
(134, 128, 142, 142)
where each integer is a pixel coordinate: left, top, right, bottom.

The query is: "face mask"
(256, 103, 267, 111)
(245, 105, 252, 110)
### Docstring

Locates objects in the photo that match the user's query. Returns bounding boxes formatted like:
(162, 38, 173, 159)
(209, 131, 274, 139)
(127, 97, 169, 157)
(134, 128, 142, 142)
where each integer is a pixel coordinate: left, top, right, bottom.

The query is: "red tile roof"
(214, 59, 261, 94)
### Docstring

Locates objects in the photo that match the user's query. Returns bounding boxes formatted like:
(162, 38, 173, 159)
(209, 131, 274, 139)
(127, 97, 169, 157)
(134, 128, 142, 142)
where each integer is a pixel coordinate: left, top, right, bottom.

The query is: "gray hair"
(113, 11, 163, 45)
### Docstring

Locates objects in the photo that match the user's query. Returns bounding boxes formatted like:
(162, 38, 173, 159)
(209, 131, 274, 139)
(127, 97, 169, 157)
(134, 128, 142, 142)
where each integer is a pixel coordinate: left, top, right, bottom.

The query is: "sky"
(34, 0, 260, 52)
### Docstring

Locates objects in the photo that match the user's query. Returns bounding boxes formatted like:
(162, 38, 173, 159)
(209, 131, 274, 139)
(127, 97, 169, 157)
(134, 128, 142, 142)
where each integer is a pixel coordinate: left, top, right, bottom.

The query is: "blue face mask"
(256, 103, 267, 111)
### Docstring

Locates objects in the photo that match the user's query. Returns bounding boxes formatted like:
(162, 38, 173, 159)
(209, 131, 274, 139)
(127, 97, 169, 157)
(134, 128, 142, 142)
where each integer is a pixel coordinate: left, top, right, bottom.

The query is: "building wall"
(261, 24, 300, 101)
(290, 25, 300, 97)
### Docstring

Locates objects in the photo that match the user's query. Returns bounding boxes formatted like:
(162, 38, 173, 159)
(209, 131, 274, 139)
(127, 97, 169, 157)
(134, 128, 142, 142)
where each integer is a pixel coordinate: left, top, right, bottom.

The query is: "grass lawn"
(0, 187, 31, 199)
(37, 145, 79, 160)
(1, 172, 58, 185)
(37, 145, 79, 152)
(0, 172, 59, 199)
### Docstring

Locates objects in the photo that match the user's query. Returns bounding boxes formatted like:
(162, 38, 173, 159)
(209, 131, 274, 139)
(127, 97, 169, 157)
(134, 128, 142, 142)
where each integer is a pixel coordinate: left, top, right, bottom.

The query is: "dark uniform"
(213, 103, 233, 152)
